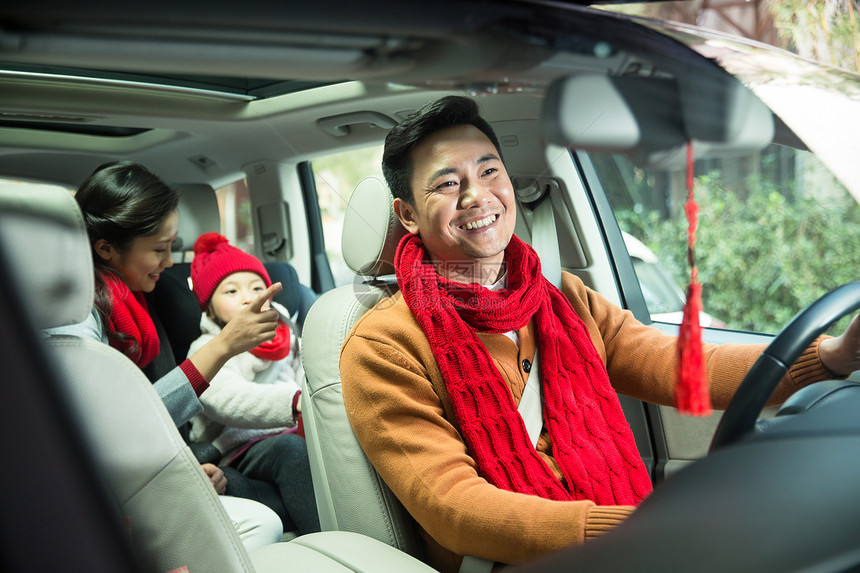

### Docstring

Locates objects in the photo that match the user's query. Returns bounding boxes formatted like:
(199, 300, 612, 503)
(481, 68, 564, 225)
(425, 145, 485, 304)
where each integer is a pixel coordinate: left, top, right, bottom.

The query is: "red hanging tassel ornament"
(675, 141, 712, 416)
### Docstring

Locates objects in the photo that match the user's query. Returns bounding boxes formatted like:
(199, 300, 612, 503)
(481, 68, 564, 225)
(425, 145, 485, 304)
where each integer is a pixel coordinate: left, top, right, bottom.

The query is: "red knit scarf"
(249, 320, 291, 361)
(102, 272, 160, 368)
(395, 234, 652, 505)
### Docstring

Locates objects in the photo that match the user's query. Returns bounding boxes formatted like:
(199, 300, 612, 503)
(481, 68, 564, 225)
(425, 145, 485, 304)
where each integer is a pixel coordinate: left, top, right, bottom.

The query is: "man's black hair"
(382, 96, 503, 205)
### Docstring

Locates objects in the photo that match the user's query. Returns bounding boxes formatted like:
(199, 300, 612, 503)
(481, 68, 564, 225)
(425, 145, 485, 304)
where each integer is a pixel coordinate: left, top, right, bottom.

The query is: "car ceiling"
(0, 0, 699, 189)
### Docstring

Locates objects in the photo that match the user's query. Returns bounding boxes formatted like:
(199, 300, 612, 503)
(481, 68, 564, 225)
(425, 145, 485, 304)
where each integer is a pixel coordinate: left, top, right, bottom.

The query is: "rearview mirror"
(541, 73, 774, 168)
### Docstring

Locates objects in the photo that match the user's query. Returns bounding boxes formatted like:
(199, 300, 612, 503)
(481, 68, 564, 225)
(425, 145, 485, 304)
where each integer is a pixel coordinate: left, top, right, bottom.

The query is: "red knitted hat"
(190, 232, 271, 309)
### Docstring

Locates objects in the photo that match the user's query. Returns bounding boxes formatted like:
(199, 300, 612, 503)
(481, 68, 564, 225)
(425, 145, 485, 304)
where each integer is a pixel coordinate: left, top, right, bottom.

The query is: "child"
(188, 232, 319, 535)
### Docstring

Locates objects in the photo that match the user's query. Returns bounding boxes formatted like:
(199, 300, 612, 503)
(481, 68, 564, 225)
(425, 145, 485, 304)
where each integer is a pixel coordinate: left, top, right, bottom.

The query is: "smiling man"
(339, 96, 860, 573)
(392, 120, 516, 285)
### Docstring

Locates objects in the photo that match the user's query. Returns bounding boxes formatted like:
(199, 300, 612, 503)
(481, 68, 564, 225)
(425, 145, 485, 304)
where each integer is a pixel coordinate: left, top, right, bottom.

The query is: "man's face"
(394, 124, 516, 283)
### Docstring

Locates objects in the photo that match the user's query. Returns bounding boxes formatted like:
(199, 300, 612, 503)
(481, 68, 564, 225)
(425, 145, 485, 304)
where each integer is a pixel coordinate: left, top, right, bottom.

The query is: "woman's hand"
(202, 463, 227, 494)
(189, 282, 282, 382)
(818, 314, 860, 376)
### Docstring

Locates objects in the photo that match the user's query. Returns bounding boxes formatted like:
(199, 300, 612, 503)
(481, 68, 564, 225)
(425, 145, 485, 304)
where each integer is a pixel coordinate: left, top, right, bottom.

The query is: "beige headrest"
(341, 177, 408, 278)
(0, 185, 94, 330)
(172, 183, 220, 253)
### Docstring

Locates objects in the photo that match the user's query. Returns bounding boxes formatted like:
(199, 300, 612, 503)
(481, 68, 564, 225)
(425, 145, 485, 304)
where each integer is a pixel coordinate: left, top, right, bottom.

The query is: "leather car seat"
(0, 184, 434, 573)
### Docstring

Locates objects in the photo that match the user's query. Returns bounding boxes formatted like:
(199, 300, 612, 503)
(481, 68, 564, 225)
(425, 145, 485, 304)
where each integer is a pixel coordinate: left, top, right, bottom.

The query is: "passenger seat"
(1, 183, 435, 572)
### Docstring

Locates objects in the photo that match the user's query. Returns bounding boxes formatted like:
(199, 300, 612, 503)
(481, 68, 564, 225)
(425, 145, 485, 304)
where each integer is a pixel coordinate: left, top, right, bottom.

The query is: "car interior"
(1, 1, 860, 571)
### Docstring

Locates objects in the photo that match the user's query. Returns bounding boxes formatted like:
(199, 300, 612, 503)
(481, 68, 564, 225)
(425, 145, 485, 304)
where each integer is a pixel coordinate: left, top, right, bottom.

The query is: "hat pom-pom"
(193, 232, 228, 255)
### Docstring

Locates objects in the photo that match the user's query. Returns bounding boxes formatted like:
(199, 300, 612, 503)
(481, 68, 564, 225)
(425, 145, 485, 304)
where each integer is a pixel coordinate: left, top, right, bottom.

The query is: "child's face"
(208, 271, 269, 324)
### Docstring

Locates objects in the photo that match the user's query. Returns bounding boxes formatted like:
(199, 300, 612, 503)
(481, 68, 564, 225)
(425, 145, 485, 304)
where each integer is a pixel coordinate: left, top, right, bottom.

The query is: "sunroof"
(0, 62, 336, 99)
(0, 119, 149, 137)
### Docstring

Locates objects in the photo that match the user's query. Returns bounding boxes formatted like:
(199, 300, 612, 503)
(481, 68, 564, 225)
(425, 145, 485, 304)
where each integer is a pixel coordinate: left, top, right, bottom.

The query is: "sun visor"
(542, 73, 774, 169)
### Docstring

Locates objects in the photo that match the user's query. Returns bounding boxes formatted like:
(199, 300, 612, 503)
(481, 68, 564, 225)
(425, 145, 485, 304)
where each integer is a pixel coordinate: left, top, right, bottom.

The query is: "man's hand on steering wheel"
(712, 282, 860, 450)
(818, 314, 860, 376)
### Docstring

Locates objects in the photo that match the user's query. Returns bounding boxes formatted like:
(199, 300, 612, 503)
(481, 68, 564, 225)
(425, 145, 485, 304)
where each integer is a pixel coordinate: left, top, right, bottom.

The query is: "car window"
(312, 145, 385, 287)
(591, 144, 859, 336)
(215, 179, 255, 253)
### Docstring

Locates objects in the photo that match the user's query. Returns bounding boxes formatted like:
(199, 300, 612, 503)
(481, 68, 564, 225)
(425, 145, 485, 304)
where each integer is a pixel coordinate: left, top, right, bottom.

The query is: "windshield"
(651, 22, 860, 200)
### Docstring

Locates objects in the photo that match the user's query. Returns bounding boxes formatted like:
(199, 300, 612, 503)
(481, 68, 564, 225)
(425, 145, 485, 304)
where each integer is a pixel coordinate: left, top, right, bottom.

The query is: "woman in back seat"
(47, 160, 285, 550)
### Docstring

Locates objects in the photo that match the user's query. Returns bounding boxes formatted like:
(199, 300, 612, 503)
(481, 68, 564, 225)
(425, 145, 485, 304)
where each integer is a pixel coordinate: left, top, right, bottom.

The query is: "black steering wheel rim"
(710, 280, 860, 451)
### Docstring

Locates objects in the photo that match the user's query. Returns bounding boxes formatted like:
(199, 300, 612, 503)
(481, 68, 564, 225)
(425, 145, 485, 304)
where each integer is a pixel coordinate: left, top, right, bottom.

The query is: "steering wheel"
(710, 280, 860, 451)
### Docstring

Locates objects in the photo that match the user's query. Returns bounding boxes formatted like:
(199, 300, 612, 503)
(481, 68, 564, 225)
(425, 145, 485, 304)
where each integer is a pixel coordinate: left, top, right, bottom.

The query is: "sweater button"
(522, 359, 531, 373)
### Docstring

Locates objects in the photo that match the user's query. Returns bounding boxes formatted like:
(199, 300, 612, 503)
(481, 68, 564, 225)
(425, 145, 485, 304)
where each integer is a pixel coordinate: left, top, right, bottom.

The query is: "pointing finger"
(248, 282, 282, 313)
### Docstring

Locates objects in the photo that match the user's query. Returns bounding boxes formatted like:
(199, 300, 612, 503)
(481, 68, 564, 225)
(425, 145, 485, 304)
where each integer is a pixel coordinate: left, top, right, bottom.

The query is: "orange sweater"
(340, 272, 830, 572)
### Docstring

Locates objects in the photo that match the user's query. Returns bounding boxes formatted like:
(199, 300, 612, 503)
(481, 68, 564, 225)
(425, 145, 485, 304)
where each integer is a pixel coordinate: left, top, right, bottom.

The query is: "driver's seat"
(301, 178, 495, 573)
(301, 177, 412, 549)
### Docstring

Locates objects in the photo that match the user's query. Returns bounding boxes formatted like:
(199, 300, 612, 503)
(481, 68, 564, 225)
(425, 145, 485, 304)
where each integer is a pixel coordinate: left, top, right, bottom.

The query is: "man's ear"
(94, 238, 117, 262)
(393, 197, 420, 235)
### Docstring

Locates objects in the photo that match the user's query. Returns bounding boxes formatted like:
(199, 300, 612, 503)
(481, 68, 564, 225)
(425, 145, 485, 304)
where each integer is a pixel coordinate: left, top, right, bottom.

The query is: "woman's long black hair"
(74, 161, 179, 344)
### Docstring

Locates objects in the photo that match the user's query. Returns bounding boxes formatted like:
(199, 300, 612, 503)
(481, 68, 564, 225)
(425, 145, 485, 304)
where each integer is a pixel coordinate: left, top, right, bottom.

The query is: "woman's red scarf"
(250, 321, 291, 361)
(102, 272, 160, 368)
(395, 234, 652, 505)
